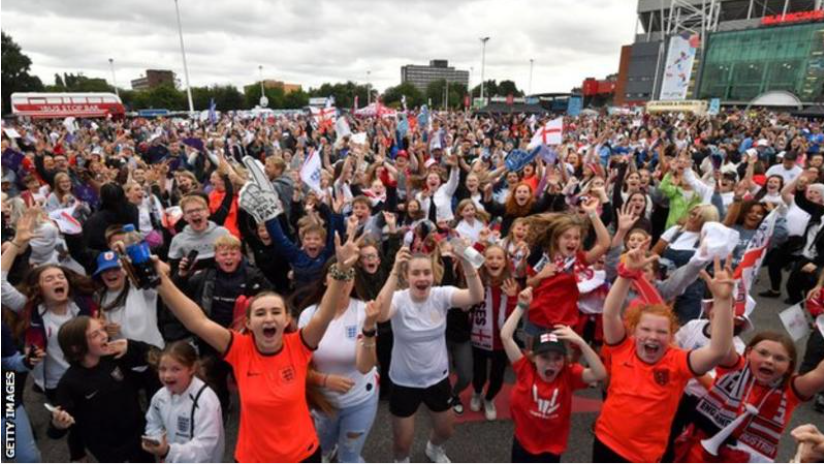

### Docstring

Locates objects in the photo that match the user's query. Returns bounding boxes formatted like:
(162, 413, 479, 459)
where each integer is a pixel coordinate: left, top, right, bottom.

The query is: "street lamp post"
(173, 0, 195, 115)
(108, 58, 119, 98)
(479, 37, 490, 105)
(258, 65, 268, 107)
(529, 59, 534, 96)
(367, 70, 372, 107)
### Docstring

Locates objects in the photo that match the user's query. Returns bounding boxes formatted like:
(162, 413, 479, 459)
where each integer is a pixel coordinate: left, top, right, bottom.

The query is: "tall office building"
(401, 60, 470, 93)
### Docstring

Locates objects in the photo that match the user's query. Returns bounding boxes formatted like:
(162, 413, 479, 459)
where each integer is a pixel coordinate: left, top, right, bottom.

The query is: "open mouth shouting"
(641, 340, 662, 359)
(261, 326, 278, 340)
(52, 284, 68, 299)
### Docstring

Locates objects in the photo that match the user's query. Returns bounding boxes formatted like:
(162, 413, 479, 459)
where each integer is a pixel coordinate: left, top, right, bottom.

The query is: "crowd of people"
(1, 106, 824, 463)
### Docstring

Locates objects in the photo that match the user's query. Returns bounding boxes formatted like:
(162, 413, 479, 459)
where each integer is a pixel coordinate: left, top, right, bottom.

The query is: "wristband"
(617, 262, 643, 280)
(329, 264, 355, 281)
(587, 212, 598, 220)
(362, 327, 377, 338)
(516, 301, 529, 310)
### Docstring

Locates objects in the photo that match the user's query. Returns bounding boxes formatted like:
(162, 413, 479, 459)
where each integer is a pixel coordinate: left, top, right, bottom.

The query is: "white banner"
(732, 208, 779, 317)
(48, 205, 82, 235)
(660, 33, 700, 101)
(300, 149, 323, 195)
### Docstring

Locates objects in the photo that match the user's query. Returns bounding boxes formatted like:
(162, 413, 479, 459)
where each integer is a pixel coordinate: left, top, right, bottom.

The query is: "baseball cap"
(94, 251, 122, 277)
(532, 332, 567, 356)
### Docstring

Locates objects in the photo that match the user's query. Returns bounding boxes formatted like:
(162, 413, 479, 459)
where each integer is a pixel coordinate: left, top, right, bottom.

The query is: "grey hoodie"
(168, 221, 230, 260)
(605, 245, 707, 306)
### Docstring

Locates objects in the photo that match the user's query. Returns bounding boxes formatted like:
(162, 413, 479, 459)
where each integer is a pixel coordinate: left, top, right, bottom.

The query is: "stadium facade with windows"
(615, 0, 824, 108)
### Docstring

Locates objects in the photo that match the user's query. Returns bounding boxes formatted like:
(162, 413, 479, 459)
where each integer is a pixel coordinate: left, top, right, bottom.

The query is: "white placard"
(3, 128, 21, 138)
(351, 133, 367, 145)
(779, 304, 810, 342)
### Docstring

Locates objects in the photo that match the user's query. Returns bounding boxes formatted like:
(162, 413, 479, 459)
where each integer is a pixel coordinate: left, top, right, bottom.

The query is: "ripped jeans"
(314, 391, 379, 463)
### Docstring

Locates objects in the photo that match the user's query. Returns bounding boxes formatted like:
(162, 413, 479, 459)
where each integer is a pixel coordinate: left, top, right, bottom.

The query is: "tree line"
(2, 31, 524, 115)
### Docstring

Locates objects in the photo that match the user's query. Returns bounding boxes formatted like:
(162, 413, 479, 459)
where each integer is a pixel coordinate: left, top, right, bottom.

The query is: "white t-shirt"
(675, 320, 745, 398)
(661, 226, 701, 251)
(785, 201, 812, 237)
(34, 305, 80, 389)
(388, 286, 457, 388)
(101, 285, 165, 349)
(298, 300, 378, 408)
(765, 164, 803, 184)
(456, 219, 484, 244)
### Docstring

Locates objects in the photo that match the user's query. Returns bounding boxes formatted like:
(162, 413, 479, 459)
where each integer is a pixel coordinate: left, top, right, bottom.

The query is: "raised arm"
(501, 288, 531, 363)
(301, 232, 361, 349)
(688, 256, 735, 376)
(603, 239, 657, 344)
(553, 325, 607, 383)
(581, 197, 611, 264)
(376, 247, 410, 323)
(355, 300, 379, 374)
(450, 251, 485, 308)
(794, 359, 824, 400)
(155, 259, 231, 354)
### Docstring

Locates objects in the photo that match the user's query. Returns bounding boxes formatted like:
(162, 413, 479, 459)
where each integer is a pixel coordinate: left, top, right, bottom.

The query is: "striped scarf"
(694, 365, 788, 461)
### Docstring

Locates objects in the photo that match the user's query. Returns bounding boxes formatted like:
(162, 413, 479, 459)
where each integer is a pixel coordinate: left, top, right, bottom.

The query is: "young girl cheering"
(524, 198, 610, 335)
(47, 316, 151, 462)
(469, 245, 518, 421)
(592, 244, 736, 463)
(156, 227, 360, 462)
(143, 341, 225, 463)
(501, 287, 607, 463)
(676, 332, 824, 463)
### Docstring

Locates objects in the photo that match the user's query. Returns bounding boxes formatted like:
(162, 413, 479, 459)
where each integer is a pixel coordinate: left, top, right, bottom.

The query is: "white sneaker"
(483, 398, 497, 421)
(394, 458, 410, 463)
(322, 445, 337, 463)
(469, 392, 482, 412)
(425, 441, 451, 463)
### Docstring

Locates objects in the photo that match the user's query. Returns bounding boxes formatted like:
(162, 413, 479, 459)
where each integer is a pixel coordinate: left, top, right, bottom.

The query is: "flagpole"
(529, 59, 534, 96)
(479, 37, 490, 105)
(173, 0, 195, 115)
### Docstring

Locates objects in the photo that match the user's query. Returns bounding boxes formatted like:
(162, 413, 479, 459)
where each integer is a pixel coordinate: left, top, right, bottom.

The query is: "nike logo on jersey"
(85, 391, 98, 400)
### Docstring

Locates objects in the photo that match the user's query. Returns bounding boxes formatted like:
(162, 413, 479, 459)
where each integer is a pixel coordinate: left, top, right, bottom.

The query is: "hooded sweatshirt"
(168, 221, 230, 262)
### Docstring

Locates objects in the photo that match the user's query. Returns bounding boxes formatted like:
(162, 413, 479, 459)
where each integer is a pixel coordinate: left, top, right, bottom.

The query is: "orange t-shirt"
(594, 336, 695, 462)
(209, 189, 240, 238)
(223, 330, 319, 462)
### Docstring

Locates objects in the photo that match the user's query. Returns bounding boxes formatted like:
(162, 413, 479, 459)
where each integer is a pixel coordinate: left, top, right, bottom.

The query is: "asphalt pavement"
(24, 271, 822, 462)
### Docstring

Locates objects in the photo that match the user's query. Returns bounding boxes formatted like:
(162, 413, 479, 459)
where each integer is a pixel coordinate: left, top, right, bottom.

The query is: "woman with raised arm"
(374, 245, 484, 463)
(592, 241, 736, 463)
(155, 230, 361, 463)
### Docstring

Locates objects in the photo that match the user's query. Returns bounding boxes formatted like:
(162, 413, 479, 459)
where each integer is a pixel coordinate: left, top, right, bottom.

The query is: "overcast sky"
(3, 0, 638, 95)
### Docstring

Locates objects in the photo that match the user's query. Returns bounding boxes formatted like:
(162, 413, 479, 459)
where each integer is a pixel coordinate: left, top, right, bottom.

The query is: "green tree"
(54, 73, 65, 89)
(1, 31, 44, 114)
(498, 80, 523, 97)
(425, 80, 467, 110)
(283, 89, 309, 109)
(471, 80, 499, 98)
(244, 83, 286, 109)
(383, 82, 424, 109)
(308, 81, 370, 110)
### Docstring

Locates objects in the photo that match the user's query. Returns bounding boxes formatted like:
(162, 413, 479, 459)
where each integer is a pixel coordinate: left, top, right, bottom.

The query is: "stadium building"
(615, 0, 824, 108)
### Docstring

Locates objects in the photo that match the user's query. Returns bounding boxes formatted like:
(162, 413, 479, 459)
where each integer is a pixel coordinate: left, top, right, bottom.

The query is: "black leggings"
(764, 240, 801, 291)
(800, 328, 824, 375)
(592, 436, 631, 463)
(787, 258, 819, 304)
(511, 436, 560, 463)
(472, 347, 508, 401)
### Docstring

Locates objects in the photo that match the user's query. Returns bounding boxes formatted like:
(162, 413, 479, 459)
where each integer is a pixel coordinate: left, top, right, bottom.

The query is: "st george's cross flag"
(528, 117, 563, 149)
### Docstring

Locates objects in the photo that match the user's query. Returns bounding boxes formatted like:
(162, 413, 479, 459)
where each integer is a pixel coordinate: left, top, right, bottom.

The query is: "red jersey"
(527, 251, 586, 327)
(510, 357, 588, 456)
(595, 336, 695, 462)
(223, 330, 319, 462)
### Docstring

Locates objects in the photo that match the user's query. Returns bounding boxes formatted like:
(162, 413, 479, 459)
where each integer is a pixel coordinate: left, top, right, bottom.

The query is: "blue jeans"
(1, 406, 41, 463)
(314, 391, 379, 463)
